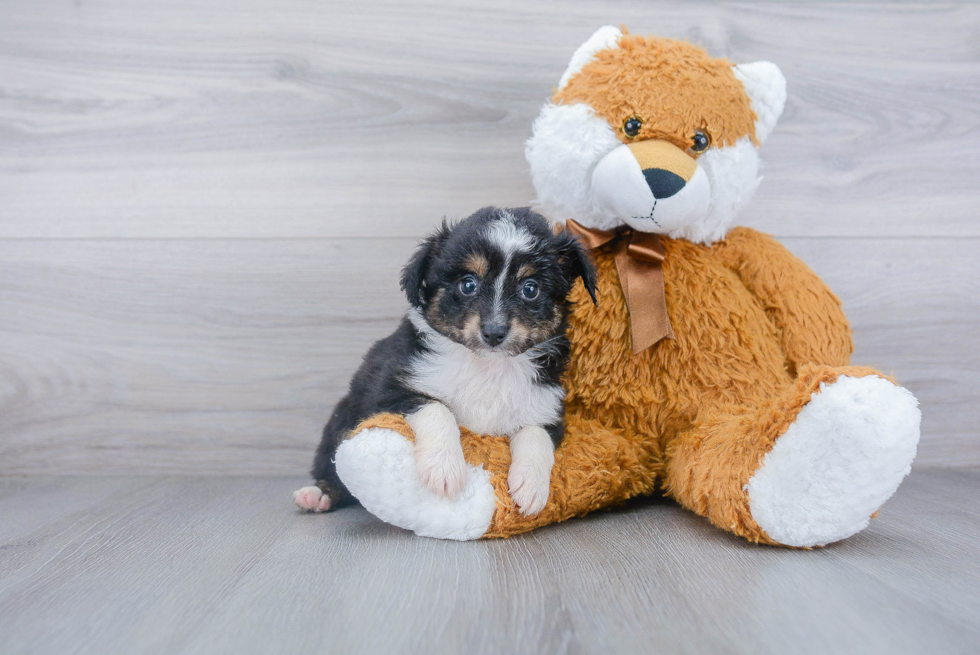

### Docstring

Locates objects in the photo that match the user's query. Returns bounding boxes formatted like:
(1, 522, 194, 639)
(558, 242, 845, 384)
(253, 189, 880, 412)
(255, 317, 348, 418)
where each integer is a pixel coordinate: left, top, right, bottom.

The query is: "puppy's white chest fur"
(406, 311, 563, 436)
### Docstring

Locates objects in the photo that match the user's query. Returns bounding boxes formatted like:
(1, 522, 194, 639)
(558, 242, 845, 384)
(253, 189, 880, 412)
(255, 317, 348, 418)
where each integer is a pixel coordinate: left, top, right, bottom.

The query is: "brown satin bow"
(566, 219, 674, 354)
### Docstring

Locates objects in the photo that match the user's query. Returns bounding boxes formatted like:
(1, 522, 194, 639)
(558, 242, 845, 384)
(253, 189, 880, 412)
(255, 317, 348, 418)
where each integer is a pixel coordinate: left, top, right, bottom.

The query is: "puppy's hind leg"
(294, 477, 355, 513)
(295, 399, 357, 513)
(293, 484, 332, 513)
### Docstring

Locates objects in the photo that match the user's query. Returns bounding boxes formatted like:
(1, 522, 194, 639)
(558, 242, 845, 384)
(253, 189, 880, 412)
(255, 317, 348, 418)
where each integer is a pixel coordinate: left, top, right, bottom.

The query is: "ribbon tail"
(613, 249, 630, 314)
(626, 259, 674, 354)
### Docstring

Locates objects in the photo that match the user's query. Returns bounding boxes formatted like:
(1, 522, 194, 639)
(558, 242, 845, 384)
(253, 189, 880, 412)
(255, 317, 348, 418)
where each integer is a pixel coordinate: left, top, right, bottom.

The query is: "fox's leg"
(714, 228, 854, 374)
(664, 365, 920, 547)
(334, 413, 658, 540)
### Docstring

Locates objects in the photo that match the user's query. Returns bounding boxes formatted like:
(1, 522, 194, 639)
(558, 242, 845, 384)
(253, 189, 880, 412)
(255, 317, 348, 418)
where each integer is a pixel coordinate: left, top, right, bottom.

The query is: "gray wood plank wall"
(2, 1, 978, 474)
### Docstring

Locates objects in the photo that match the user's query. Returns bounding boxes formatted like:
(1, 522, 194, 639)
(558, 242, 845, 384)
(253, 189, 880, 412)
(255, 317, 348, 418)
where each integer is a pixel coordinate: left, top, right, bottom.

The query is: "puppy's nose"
(642, 168, 686, 199)
(481, 323, 508, 347)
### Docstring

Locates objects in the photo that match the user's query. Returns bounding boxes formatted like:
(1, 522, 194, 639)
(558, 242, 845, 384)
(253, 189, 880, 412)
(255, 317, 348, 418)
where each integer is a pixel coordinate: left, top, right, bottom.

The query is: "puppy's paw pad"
(508, 466, 551, 516)
(293, 486, 331, 512)
(415, 451, 468, 499)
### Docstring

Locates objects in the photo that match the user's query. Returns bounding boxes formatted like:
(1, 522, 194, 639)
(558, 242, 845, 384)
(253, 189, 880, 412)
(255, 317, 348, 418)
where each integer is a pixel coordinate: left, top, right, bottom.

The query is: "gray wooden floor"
(1, 468, 978, 655)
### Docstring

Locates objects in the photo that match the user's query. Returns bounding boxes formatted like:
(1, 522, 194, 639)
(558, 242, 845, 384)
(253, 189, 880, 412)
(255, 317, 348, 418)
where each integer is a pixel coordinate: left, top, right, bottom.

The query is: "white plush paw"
(334, 428, 496, 541)
(746, 375, 921, 547)
(508, 463, 551, 516)
(415, 441, 468, 499)
(293, 485, 331, 513)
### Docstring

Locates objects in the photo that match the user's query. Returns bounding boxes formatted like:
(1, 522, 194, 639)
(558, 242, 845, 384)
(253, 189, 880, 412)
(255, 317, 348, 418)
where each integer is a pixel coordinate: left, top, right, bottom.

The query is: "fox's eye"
(691, 130, 712, 153)
(521, 280, 539, 300)
(623, 116, 643, 138)
(458, 275, 479, 296)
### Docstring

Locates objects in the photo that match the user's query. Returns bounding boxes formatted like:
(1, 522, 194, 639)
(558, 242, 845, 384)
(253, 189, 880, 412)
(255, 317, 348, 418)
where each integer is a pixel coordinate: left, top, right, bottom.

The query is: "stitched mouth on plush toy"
(632, 200, 661, 226)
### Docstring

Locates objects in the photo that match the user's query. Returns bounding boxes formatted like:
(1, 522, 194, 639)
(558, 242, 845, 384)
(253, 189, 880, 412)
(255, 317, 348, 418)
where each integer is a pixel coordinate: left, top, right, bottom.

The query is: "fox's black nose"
(643, 168, 686, 199)
(481, 323, 508, 347)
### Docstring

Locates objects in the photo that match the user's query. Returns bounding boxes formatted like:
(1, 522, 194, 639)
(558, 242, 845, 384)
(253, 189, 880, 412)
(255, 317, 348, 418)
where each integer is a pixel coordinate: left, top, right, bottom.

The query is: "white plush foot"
(508, 425, 555, 516)
(334, 428, 496, 540)
(293, 485, 331, 513)
(746, 375, 921, 547)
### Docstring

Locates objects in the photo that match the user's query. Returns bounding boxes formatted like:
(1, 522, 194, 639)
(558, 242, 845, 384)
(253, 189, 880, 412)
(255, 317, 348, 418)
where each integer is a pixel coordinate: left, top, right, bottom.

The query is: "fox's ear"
(732, 61, 787, 144)
(558, 25, 623, 90)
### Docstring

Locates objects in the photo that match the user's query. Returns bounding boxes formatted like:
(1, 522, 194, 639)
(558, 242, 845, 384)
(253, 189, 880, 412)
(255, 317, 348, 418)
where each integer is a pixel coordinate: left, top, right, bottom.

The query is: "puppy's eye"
(458, 275, 479, 296)
(623, 116, 643, 138)
(691, 129, 712, 154)
(521, 280, 539, 300)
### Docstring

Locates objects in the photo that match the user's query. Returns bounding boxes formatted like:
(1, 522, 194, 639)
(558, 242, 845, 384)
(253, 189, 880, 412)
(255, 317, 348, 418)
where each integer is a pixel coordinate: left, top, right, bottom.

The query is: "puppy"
(293, 206, 597, 517)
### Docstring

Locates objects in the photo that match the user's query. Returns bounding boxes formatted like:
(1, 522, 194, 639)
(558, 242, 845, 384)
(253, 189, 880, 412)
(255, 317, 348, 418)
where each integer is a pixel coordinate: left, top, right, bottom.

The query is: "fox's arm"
(714, 227, 853, 374)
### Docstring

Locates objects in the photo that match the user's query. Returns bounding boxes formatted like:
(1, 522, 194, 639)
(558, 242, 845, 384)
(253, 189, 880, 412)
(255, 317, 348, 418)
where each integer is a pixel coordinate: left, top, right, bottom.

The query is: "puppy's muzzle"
(481, 322, 508, 347)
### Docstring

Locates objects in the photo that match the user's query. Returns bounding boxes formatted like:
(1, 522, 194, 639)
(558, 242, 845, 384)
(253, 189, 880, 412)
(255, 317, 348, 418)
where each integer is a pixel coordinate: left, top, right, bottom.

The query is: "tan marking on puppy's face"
(529, 305, 565, 343)
(508, 306, 565, 353)
(554, 34, 758, 149)
(426, 288, 445, 317)
(424, 288, 454, 333)
(463, 254, 489, 278)
(507, 318, 531, 348)
(517, 264, 536, 279)
(460, 312, 483, 347)
(427, 298, 485, 350)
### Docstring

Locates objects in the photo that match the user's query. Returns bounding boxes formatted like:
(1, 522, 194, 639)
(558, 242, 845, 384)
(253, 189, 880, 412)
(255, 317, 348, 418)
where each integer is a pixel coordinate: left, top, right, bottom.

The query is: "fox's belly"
(565, 248, 791, 429)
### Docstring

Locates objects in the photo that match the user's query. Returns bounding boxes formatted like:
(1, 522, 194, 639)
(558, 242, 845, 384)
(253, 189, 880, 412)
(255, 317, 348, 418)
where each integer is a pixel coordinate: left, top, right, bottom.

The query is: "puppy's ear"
(555, 230, 598, 305)
(400, 220, 451, 308)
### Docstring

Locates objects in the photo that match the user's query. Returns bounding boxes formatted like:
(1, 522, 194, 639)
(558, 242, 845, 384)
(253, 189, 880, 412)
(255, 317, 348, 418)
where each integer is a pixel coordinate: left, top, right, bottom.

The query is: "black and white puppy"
(293, 206, 597, 516)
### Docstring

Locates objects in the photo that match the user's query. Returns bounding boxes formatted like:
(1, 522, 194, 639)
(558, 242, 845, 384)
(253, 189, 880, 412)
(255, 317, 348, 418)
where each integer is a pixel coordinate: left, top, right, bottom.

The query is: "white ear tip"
(733, 61, 787, 143)
(557, 25, 623, 90)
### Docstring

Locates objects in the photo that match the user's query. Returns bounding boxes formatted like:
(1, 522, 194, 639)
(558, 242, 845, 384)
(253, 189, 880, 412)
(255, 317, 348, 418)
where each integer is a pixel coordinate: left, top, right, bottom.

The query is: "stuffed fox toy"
(331, 27, 921, 547)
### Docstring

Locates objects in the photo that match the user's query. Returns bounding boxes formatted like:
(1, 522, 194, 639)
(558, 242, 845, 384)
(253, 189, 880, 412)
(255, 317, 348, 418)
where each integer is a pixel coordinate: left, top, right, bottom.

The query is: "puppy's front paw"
(293, 485, 331, 512)
(415, 443, 467, 499)
(508, 425, 555, 516)
(407, 402, 467, 499)
(508, 463, 551, 516)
